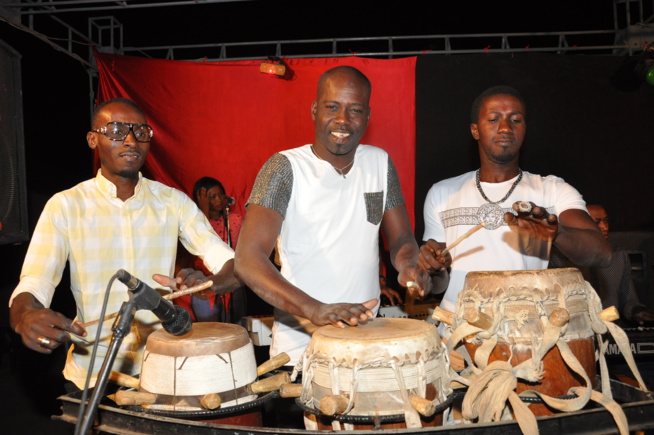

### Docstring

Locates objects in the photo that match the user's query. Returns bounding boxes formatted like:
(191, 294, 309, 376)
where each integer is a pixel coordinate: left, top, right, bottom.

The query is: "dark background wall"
(415, 53, 654, 239)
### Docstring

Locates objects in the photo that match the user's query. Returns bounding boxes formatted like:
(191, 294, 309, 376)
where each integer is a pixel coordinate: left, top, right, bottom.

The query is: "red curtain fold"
(94, 52, 417, 226)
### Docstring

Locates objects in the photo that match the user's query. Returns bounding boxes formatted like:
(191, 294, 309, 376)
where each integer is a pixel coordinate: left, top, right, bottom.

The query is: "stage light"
(260, 61, 286, 76)
(611, 41, 654, 91)
(636, 42, 654, 86)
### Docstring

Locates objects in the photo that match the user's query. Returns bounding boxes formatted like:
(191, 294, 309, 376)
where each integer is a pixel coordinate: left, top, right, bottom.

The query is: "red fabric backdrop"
(94, 52, 417, 226)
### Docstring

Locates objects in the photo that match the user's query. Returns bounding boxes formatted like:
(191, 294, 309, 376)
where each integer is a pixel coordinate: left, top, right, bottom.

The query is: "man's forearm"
(388, 235, 420, 272)
(554, 226, 612, 267)
(209, 259, 243, 295)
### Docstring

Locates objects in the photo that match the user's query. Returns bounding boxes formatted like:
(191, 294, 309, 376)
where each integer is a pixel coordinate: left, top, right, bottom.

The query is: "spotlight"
(259, 56, 294, 80)
(260, 61, 286, 76)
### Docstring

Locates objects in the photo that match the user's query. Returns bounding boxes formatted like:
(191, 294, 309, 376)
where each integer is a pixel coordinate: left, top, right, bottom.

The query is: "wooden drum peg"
(549, 307, 570, 327)
(464, 307, 493, 330)
(432, 306, 454, 326)
(319, 394, 349, 416)
(200, 393, 222, 410)
(257, 352, 291, 376)
(108, 371, 140, 389)
(279, 383, 303, 398)
(410, 395, 436, 417)
(599, 305, 620, 322)
(109, 390, 157, 406)
(249, 371, 291, 394)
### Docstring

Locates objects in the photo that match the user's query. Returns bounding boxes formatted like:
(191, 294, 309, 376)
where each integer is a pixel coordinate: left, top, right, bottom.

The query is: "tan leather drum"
(139, 322, 258, 411)
(452, 268, 601, 416)
(299, 317, 452, 430)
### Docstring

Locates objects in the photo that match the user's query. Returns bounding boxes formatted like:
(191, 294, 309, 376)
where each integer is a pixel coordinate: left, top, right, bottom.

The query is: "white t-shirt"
(422, 170, 587, 313)
(247, 144, 404, 364)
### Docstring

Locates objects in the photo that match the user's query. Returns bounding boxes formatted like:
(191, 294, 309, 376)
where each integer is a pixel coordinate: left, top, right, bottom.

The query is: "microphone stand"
(75, 299, 137, 435)
(224, 204, 232, 249)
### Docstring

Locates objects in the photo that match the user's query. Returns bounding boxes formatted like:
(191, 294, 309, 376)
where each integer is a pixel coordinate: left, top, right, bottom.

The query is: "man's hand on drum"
(418, 239, 452, 275)
(10, 293, 86, 355)
(504, 201, 559, 241)
(310, 299, 378, 328)
(153, 268, 216, 300)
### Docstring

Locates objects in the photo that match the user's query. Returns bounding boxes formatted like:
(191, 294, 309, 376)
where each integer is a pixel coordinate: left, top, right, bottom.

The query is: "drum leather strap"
(601, 320, 647, 391)
(461, 360, 538, 435)
(447, 313, 631, 435)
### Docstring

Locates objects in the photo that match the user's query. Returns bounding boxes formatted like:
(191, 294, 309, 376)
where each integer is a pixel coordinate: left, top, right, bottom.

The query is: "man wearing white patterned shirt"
(9, 98, 239, 389)
(419, 85, 612, 316)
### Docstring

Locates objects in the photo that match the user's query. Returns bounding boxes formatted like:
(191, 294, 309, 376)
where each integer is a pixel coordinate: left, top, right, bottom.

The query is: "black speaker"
(609, 231, 654, 311)
(0, 40, 28, 245)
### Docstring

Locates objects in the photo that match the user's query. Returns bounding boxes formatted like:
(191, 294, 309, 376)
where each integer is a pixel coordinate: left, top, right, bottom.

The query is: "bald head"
(317, 66, 371, 102)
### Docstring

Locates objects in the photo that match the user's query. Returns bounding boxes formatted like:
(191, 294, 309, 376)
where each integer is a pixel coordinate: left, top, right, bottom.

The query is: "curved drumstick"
(79, 280, 214, 328)
(441, 222, 486, 257)
(405, 223, 487, 294)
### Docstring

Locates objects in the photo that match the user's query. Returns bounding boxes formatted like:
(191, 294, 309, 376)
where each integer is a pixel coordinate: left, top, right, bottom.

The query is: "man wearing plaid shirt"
(9, 98, 239, 389)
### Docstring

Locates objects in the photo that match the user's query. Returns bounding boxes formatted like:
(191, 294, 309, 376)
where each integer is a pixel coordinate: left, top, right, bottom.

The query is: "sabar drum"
(298, 317, 452, 430)
(139, 322, 259, 415)
(451, 268, 602, 417)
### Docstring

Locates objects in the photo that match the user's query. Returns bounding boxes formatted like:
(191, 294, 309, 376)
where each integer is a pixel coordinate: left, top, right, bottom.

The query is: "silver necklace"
(475, 168, 523, 204)
(311, 145, 355, 178)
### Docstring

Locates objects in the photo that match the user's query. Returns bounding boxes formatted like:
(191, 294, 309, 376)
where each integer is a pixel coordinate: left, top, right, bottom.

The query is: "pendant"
(477, 203, 505, 230)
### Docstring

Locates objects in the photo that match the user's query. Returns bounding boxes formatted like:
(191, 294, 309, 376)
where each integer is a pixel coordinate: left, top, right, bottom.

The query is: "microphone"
(116, 269, 192, 336)
(225, 196, 235, 206)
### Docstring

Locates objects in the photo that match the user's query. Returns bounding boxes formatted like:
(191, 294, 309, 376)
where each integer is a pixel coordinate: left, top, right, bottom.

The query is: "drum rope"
(461, 360, 538, 434)
(447, 274, 633, 434)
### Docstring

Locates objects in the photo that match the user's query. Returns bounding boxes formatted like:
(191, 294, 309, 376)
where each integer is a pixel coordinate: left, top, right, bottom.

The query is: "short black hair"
(470, 85, 525, 123)
(91, 98, 145, 128)
(192, 176, 225, 205)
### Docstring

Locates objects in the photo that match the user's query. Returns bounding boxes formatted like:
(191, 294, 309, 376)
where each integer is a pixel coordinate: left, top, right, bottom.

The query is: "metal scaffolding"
(1, 0, 653, 68)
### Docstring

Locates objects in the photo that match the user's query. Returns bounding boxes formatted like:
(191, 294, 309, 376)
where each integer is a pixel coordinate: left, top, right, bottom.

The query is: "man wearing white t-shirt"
(235, 66, 430, 365)
(419, 85, 612, 316)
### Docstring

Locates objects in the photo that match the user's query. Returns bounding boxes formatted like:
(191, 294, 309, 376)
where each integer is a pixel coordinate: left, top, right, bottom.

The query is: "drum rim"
(295, 392, 455, 423)
(123, 390, 275, 418)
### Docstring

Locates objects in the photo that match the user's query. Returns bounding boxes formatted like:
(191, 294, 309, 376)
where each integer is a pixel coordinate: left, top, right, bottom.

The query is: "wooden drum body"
(139, 322, 258, 412)
(453, 268, 602, 416)
(299, 317, 452, 430)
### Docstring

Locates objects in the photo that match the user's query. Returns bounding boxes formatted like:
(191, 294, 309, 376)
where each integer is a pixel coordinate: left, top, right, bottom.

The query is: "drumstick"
(404, 224, 487, 299)
(79, 280, 214, 328)
(441, 222, 486, 257)
(164, 280, 214, 300)
(402, 224, 487, 297)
